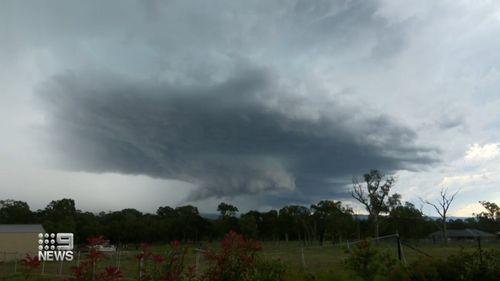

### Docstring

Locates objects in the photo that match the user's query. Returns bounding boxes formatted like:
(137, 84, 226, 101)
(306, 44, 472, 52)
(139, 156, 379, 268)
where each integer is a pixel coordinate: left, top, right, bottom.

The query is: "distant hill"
(354, 214, 473, 221)
(201, 213, 473, 221)
(201, 213, 219, 220)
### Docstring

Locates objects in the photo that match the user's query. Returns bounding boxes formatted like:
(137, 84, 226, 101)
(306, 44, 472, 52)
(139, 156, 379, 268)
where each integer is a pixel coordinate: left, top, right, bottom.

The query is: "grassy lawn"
(259, 239, 500, 271)
(1, 240, 498, 280)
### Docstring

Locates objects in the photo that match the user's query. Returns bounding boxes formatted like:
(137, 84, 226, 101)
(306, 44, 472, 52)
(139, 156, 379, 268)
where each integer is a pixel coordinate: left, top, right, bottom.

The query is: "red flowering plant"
(136, 243, 152, 261)
(160, 240, 190, 281)
(95, 266, 123, 281)
(184, 265, 197, 281)
(67, 235, 123, 281)
(86, 236, 106, 279)
(203, 231, 262, 281)
(132, 240, 195, 281)
(135, 243, 154, 281)
(151, 254, 165, 280)
(69, 260, 93, 281)
(21, 254, 41, 281)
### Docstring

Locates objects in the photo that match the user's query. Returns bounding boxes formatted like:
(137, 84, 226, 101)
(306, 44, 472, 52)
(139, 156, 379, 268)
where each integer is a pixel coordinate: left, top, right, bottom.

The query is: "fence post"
(301, 247, 306, 269)
(195, 251, 200, 274)
(477, 237, 483, 263)
(117, 251, 121, 270)
(400, 241, 407, 266)
(139, 257, 143, 281)
(14, 253, 18, 273)
(396, 233, 402, 261)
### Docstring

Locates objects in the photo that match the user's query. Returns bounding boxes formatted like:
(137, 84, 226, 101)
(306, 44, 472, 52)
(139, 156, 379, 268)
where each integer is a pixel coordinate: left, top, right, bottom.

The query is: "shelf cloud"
(38, 66, 438, 200)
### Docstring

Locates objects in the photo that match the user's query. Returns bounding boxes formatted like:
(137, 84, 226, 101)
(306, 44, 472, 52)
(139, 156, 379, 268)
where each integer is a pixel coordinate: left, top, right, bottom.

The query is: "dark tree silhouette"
(476, 201, 500, 221)
(0, 200, 34, 223)
(352, 169, 398, 238)
(217, 202, 239, 217)
(421, 187, 459, 244)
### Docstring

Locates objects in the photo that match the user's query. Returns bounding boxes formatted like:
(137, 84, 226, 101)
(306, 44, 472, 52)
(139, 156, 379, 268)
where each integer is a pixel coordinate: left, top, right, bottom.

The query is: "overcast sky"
(1, 0, 500, 216)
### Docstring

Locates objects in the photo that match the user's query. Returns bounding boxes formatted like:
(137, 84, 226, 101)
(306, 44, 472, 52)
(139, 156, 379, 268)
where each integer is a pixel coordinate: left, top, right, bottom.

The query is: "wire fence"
(0, 250, 210, 280)
(1, 235, 497, 279)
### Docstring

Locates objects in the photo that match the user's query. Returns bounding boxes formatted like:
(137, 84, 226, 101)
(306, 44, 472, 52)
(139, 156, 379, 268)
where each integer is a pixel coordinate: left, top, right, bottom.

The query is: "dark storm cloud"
(437, 114, 466, 130)
(38, 67, 439, 200)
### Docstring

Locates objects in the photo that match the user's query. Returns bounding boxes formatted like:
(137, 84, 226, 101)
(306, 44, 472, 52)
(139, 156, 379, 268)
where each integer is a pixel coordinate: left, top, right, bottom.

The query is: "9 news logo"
(37, 233, 74, 261)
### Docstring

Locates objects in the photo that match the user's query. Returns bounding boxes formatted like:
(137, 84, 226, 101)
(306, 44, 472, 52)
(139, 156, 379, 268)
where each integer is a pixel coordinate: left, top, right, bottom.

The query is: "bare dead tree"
(421, 187, 459, 244)
(352, 169, 397, 238)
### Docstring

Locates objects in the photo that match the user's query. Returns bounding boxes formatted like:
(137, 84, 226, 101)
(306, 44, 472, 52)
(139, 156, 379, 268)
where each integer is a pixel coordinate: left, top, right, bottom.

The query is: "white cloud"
(465, 143, 500, 160)
(451, 202, 484, 217)
(439, 173, 491, 188)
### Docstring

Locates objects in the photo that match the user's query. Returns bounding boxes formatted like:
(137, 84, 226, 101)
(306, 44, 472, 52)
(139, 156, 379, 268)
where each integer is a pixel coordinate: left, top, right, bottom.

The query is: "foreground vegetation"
(1, 233, 500, 281)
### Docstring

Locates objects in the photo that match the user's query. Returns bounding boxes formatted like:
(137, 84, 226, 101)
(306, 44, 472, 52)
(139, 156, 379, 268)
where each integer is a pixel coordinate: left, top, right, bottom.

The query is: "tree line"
(0, 197, 431, 245)
(0, 170, 498, 245)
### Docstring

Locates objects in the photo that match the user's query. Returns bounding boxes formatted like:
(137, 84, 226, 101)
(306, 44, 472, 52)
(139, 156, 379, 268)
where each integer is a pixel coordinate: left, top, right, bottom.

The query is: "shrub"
(442, 249, 500, 281)
(405, 248, 500, 281)
(252, 258, 287, 281)
(68, 235, 123, 281)
(406, 258, 441, 281)
(159, 241, 191, 281)
(345, 240, 377, 280)
(345, 240, 405, 281)
(203, 231, 261, 281)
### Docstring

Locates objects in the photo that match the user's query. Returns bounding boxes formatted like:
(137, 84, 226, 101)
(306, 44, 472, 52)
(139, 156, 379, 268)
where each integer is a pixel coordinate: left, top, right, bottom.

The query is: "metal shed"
(0, 224, 45, 261)
(429, 228, 496, 241)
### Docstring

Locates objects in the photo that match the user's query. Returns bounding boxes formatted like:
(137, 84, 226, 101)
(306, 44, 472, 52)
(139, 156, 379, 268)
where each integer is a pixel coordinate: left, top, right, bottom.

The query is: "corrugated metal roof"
(429, 228, 495, 238)
(0, 224, 45, 233)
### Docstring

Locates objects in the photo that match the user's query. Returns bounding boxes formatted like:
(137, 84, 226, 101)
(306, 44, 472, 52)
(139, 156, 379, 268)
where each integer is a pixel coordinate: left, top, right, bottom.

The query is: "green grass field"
(1, 240, 499, 280)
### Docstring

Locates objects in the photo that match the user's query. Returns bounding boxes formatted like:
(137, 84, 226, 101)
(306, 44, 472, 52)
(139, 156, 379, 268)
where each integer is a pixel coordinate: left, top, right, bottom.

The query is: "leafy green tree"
(476, 201, 500, 221)
(311, 200, 354, 245)
(217, 202, 239, 218)
(100, 208, 145, 244)
(0, 200, 33, 223)
(216, 202, 240, 237)
(156, 206, 176, 241)
(388, 193, 402, 211)
(100, 211, 125, 243)
(261, 210, 279, 241)
(388, 202, 427, 238)
(474, 201, 500, 233)
(278, 207, 294, 242)
(75, 211, 102, 243)
(41, 198, 77, 234)
(239, 212, 259, 238)
(279, 205, 311, 243)
(120, 208, 146, 243)
(157, 206, 176, 218)
(175, 205, 206, 241)
(352, 170, 398, 238)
